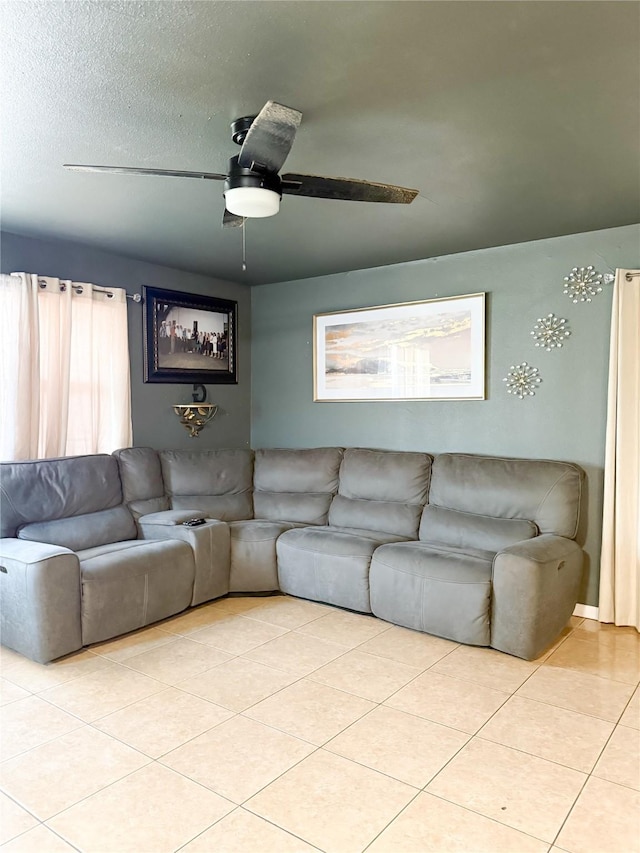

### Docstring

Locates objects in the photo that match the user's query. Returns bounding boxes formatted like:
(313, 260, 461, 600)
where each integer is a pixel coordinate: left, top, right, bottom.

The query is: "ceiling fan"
(64, 101, 419, 228)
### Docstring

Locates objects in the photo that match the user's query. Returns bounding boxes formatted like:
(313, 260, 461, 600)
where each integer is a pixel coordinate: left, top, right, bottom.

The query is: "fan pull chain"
(242, 219, 247, 272)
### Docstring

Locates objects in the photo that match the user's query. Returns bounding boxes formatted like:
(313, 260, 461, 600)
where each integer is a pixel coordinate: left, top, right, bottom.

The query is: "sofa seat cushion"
(369, 542, 493, 646)
(276, 526, 406, 613)
(78, 539, 195, 645)
(228, 520, 297, 592)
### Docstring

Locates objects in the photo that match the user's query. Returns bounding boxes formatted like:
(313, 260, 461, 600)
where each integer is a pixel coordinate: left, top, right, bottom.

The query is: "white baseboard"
(573, 603, 599, 621)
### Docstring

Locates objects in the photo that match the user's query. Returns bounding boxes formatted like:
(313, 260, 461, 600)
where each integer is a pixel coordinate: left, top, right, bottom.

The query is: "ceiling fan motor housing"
(230, 115, 257, 147)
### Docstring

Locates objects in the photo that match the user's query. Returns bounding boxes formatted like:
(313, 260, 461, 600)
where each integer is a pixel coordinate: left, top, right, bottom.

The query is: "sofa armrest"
(491, 534, 583, 660)
(138, 519, 230, 605)
(0, 538, 82, 663)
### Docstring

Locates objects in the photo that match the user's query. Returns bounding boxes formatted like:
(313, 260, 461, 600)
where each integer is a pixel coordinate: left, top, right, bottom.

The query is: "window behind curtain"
(0, 273, 133, 461)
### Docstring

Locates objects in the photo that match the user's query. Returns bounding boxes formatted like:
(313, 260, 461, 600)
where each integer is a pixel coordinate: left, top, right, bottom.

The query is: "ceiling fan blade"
(63, 164, 227, 181)
(222, 208, 244, 229)
(281, 173, 418, 204)
(238, 101, 302, 173)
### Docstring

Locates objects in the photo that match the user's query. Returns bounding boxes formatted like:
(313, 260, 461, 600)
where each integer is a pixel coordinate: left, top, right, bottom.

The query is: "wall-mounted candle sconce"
(173, 384, 218, 437)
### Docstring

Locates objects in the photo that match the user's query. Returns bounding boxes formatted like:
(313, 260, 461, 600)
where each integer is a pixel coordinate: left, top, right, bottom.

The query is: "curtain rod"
(35, 277, 142, 302)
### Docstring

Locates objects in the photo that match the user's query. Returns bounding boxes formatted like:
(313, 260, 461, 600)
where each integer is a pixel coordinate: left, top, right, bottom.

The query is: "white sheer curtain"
(599, 268, 640, 630)
(0, 273, 133, 460)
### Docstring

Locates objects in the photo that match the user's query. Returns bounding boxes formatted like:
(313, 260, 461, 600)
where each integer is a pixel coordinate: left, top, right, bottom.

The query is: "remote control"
(183, 518, 206, 527)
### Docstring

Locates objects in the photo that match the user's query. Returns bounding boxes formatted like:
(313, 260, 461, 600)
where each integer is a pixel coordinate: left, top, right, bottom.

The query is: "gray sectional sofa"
(0, 446, 585, 663)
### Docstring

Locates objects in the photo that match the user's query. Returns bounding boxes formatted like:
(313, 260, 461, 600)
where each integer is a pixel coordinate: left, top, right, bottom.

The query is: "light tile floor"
(0, 594, 638, 853)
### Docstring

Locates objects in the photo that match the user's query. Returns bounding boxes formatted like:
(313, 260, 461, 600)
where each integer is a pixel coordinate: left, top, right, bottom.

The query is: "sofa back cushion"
(328, 448, 432, 538)
(18, 506, 137, 552)
(253, 448, 343, 524)
(0, 454, 124, 538)
(429, 453, 583, 539)
(419, 505, 538, 552)
(160, 449, 253, 521)
(112, 447, 169, 518)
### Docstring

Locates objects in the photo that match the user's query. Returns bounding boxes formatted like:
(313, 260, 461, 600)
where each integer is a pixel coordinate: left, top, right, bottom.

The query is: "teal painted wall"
(1, 231, 251, 450)
(251, 224, 640, 606)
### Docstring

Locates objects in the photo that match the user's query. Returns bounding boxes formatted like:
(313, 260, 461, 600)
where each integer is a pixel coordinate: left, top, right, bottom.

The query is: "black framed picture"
(143, 286, 237, 384)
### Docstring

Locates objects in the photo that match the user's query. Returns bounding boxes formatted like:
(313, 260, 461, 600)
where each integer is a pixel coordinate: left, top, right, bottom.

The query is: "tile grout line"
(360, 785, 424, 852)
(0, 652, 107, 695)
(362, 786, 555, 852)
(239, 694, 375, 750)
(39, 758, 240, 847)
(323, 712, 470, 790)
(471, 734, 595, 776)
(3, 819, 84, 852)
(426, 788, 559, 848)
(173, 805, 325, 853)
(0, 699, 87, 764)
(546, 634, 640, 686)
(611, 682, 640, 726)
(587, 764, 640, 794)
(30, 670, 171, 730)
(514, 681, 638, 725)
(12, 756, 153, 830)
(548, 768, 599, 849)
(236, 736, 421, 853)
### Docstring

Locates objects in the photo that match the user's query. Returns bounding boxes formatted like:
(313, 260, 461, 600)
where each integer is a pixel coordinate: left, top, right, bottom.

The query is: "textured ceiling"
(1, 1, 639, 285)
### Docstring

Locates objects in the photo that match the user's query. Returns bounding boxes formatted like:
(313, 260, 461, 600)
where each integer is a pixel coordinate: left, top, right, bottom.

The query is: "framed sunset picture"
(313, 293, 485, 401)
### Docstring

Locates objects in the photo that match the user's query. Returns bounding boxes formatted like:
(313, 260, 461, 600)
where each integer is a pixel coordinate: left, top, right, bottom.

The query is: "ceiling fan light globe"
(224, 187, 280, 218)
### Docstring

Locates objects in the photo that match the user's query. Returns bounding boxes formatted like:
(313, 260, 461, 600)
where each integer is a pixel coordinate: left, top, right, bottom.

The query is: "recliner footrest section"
(78, 539, 195, 645)
(277, 526, 406, 613)
(370, 541, 494, 645)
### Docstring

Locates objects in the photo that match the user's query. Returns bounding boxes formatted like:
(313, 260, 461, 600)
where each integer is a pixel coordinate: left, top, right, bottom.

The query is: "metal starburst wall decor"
(531, 313, 571, 351)
(563, 266, 604, 303)
(503, 363, 542, 399)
